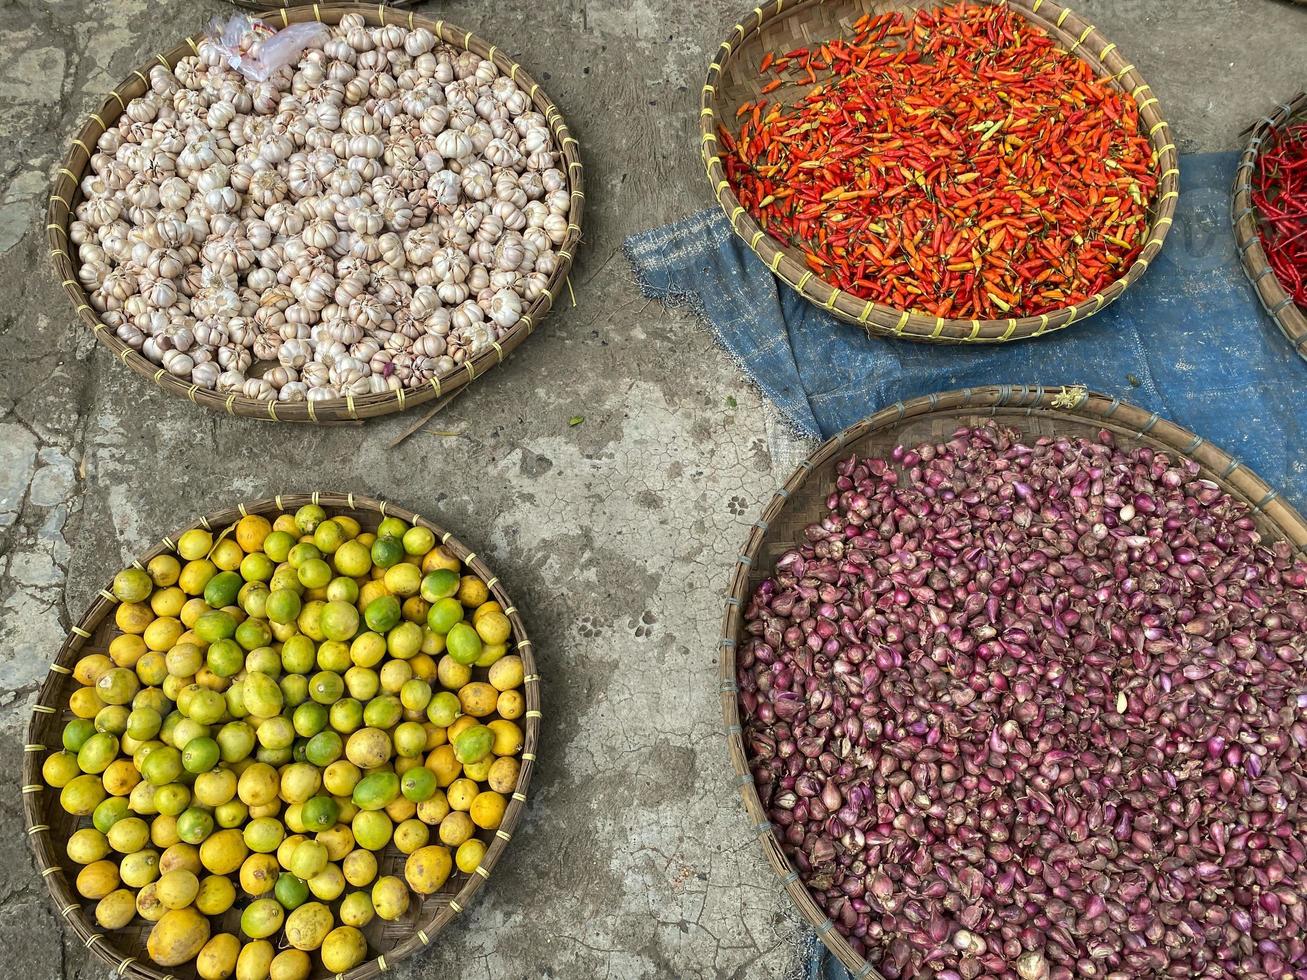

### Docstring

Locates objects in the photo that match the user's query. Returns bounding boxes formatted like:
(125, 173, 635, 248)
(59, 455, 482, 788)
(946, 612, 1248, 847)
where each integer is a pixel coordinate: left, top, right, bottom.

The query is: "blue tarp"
(626, 152, 1305, 980)
(627, 153, 1305, 507)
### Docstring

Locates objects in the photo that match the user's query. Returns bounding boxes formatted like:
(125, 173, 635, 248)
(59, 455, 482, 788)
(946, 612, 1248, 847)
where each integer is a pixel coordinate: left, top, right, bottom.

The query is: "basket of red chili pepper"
(701, 0, 1179, 343)
(1232, 91, 1307, 361)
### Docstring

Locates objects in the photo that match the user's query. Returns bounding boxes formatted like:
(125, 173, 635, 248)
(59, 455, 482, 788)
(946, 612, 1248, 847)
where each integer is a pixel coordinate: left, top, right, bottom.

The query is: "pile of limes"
(40, 504, 528, 979)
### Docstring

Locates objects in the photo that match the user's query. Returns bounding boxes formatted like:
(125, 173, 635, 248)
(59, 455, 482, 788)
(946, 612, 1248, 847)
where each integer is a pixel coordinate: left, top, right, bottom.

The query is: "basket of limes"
(23, 493, 539, 980)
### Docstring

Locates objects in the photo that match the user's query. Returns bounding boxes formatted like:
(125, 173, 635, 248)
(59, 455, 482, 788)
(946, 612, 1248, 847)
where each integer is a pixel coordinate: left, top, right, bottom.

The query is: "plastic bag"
(205, 14, 329, 82)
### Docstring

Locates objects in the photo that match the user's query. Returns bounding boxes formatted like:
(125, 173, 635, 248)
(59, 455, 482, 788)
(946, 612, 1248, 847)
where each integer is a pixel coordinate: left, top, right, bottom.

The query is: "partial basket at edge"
(1232, 91, 1307, 362)
(48, 3, 584, 423)
(700, 0, 1180, 344)
(22, 492, 541, 980)
(719, 385, 1307, 978)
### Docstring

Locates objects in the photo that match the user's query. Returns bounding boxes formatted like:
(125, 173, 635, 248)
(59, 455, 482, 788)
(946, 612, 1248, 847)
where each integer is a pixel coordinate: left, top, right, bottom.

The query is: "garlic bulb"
(72, 15, 569, 399)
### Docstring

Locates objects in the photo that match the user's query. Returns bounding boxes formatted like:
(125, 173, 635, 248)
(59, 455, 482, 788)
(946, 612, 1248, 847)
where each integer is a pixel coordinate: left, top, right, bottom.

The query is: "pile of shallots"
(739, 424, 1307, 980)
(71, 13, 570, 403)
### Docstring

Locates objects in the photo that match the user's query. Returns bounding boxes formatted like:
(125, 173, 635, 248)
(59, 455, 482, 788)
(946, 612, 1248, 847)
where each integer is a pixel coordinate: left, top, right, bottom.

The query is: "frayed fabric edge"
(621, 232, 823, 442)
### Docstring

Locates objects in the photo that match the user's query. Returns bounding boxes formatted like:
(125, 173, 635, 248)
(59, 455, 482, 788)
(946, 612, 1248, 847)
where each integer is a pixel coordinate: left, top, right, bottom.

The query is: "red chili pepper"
(722, 1, 1160, 319)
(1253, 118, 1307, 308)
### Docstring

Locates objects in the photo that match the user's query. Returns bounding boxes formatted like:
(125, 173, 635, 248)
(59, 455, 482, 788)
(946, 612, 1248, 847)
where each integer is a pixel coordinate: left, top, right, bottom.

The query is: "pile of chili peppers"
(1252, 117, 1307, 309)
(720, 3, 1161, 320)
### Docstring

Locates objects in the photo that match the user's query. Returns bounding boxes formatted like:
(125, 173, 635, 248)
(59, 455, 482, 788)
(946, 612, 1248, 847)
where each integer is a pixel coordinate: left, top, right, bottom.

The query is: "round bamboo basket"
(1232, 91, 1307, 361)
(700, 0, 1180, 344)
(719, 384, 1307, 978)
(48, 4, 584, 422)
(22, 492, 541, 980)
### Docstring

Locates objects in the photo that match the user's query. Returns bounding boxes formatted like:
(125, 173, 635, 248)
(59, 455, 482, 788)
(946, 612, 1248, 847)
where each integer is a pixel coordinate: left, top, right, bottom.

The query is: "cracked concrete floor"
(0, 0, 1304, 977)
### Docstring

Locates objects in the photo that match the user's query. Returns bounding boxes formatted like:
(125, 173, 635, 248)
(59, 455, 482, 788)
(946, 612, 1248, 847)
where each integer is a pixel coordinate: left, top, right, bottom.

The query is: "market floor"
(0, 1, 1303, 978)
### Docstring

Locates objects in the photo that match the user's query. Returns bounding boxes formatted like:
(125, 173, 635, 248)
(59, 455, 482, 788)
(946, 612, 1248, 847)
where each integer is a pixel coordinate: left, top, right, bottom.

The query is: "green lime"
(186, 687, 227, 726)
(281, 673, 309, 708)
(317, 640, 351, 673)
(344, 666, 380, 701)
(62, 718, 96, 753)
(263, 530, 296, 563)
(352, 810, 393, 850)
(400, 767, 437, 803)
(362, 695, 402, 730)
(257, 715, 295, 750)
(293, 701, 329, 737)
(267, 589, 302, 625)
(334, 540, 372, 577)
(182, 736, 220, 773)
(242, 898, 285, 939)
(275, 873, 310, 910)
(126, 707, 163, 741)
(246, 646, 281, 676)
(313, 519, 345, 554)
(305, 730, 343, 767)
(387, 621, 423, 660)
(288, 542, 322, 569)
(203, 571, 244, 609)
(240, 552, 275, 583)
(393, 721, 427, 758)
(445, 622, 483, 665)
(155, 784, 191, 818)
(244, 816, 285, 852)
(301, 795, 339, 832)
(364, 595, 401, 633)
(207, 638, 245, 677)
(112, 567, 153, 603)
(298, 558, 332, 590)
(402, 526, 435, 556)
(140, 746, 183, 785)
(171, 717, 211, 749)
(94, 704, 130, 736)
(377, 517, 409, 541)
(326, 576, 359, 604)
(176, 806, 215, 843)
(281, 634, 316, 674)
(93, 796, 131, 834)
(77, 732, 119, 774)
(194, 610, 237, 643)
(96, 668, 140, 706)
(270, 565, 303, 593)
(217, 722, 256, 763)
(320, 601, 360, 642)
(309, 671, 345, 705)
(295, 504, 327, 535)
(241, 585, 270, 619)
(426, 597, 463, 634)
(400, 679, 432, 712)
(352, 771, 401, 811)
(420, 569, 460, 602)
(235, 617, 273, 651)
(370, 536, 405, 570)
(427, 692, 461, 727)
(329, 698, 363, 734)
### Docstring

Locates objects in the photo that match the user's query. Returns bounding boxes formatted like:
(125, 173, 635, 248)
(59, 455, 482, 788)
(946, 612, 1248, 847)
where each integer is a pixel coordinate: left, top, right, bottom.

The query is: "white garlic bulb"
(72, 15, 568, 398)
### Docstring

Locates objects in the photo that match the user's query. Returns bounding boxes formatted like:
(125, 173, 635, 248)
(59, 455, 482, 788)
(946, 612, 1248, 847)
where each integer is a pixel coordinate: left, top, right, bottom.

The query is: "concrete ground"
(0, 0, 1303, 977)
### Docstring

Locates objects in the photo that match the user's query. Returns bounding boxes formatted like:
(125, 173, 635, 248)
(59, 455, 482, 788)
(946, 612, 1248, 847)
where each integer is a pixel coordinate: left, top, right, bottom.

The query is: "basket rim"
(21, 491, 542, 980)
(1231, 90, 1307, 362)
(718, 384, 1307, 978)
(48, 2, 585, 423)
(699, 0, 1181, 344)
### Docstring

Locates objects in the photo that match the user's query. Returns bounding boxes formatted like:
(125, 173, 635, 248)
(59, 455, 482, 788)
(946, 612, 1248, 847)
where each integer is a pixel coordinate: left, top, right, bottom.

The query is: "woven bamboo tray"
(719, 385, 1307, 978)
(22, 492, 541, 980)
(48, 4, 584, 423)
(700, 0, 1180, 343)
(1232, 91, 1307, 361)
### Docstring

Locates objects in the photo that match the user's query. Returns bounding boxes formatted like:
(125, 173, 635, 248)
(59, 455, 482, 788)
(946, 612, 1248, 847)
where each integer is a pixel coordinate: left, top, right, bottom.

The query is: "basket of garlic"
(49, 4, 583, 422)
